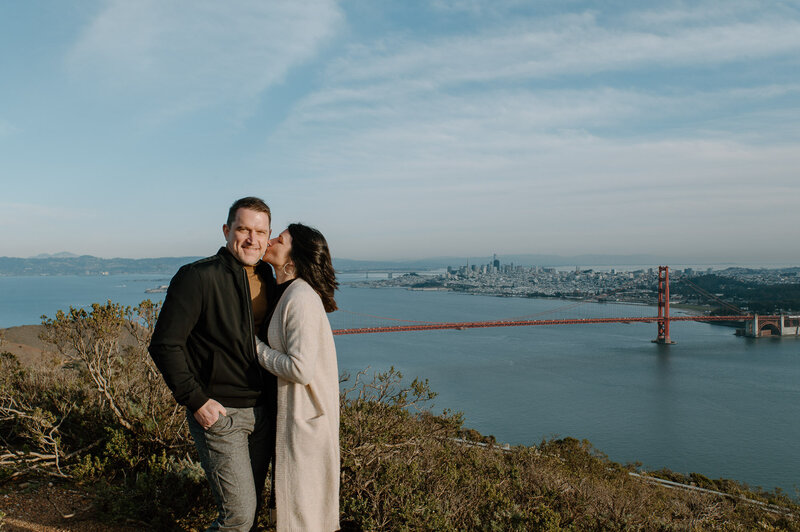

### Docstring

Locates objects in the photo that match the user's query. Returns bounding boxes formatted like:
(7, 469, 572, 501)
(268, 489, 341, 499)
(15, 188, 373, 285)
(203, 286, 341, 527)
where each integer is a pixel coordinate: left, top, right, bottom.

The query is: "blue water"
(1, 273, 798, 496)
(0, 274, 171, 325)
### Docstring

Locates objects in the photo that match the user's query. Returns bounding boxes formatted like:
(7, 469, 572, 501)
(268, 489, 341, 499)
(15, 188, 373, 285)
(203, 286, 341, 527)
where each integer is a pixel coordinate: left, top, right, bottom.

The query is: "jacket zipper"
(242, 268, 257, 363)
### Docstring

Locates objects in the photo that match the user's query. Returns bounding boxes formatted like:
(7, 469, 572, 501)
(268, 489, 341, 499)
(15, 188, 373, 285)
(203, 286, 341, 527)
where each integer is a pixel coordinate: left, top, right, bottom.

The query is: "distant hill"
(0, 255, 202, 276)
(30, 251, 80, 259)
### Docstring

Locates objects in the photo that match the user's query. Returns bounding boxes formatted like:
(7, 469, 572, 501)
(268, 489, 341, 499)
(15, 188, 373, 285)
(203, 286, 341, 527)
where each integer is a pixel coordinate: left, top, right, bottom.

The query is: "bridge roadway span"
(331, 315, 751, 335)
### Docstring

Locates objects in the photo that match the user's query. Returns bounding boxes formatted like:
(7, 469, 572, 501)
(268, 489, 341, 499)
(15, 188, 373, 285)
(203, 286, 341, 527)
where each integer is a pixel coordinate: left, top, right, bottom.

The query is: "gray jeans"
(187, 405, 275, 532)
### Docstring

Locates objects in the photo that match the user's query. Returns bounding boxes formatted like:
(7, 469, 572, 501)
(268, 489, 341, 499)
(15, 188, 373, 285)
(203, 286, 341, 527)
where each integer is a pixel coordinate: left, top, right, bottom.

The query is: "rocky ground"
(1, 482, 140, 531)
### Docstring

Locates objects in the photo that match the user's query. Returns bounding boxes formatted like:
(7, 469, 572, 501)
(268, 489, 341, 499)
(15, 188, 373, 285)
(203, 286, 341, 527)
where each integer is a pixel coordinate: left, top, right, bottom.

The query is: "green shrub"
(1, 301, 799, 530)
(91, 452, 209, 530)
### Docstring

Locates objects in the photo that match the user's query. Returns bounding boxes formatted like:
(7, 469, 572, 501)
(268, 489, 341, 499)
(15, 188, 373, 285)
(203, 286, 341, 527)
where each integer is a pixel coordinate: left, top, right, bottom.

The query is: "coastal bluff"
(0, 325, 50, 366)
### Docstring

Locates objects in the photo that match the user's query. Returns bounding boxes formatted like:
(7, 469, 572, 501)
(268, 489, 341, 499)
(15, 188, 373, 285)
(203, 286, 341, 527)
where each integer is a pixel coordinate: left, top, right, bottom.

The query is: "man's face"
(223, 208, 271, 266)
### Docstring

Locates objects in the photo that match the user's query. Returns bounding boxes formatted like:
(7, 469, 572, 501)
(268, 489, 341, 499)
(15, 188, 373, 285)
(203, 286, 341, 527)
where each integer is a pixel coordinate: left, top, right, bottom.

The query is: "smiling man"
(150, 197, 276, 531)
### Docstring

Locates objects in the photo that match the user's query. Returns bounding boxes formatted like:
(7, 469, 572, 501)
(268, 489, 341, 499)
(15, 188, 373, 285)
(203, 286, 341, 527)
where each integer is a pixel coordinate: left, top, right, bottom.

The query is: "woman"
(255, 223, 340, 532)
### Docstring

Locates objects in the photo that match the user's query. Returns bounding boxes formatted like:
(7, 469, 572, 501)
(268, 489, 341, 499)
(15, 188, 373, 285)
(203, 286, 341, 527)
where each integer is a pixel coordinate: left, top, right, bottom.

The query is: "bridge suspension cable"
(335, 308, 440, 324)
(676, 277, 744, 314)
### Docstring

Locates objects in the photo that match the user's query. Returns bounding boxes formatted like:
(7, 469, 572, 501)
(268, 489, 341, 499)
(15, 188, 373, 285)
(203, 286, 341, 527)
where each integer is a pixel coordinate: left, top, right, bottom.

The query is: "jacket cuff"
(186, 390, 210, 413)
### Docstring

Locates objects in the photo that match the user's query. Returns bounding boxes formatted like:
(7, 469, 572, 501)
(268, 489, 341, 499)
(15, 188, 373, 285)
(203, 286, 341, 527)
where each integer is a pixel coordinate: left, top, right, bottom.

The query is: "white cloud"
(266, 103, 800, 258)
(621, 0, 790, 29)
(324, 10, 800, 88)
(270, 82, 800, 185)
(263, 1, 799, 187)
(429, 0, 535, 17)
(0, 119, 16, 137)
(263, 1, 799, 198)
(44, 0, 799, 260)
(265, 74, 800, 259)
(67, 0, 343, 119)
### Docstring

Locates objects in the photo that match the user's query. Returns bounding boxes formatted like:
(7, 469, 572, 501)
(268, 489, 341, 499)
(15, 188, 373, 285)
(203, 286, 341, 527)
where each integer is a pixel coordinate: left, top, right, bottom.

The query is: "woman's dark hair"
(287, 223, 338, 312)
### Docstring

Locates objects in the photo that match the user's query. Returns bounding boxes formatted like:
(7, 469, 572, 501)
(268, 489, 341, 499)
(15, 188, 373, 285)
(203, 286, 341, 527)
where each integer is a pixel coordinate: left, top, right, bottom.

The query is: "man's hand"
(194, 399, 227, 430)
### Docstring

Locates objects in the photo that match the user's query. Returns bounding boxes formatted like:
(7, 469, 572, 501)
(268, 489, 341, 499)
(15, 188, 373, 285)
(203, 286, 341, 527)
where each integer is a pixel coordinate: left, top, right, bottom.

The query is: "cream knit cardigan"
(255, 279, 340, 532)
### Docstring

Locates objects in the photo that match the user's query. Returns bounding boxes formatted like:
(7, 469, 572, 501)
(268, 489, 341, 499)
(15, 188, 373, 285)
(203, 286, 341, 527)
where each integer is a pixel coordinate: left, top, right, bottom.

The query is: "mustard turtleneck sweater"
(244, 264, 268, 328)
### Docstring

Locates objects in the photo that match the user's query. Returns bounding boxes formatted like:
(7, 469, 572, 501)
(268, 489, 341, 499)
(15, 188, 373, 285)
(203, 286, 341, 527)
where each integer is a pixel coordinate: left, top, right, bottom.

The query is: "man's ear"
(222, 224, 230, 239)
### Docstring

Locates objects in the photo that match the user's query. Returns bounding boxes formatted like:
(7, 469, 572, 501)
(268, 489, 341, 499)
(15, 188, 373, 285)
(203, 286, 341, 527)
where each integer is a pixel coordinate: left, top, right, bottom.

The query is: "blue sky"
(2, 1, 799, 262)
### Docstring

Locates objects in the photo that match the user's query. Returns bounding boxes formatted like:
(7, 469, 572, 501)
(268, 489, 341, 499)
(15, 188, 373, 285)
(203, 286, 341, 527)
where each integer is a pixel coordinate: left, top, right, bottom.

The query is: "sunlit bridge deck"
(332, 315, 752, 335)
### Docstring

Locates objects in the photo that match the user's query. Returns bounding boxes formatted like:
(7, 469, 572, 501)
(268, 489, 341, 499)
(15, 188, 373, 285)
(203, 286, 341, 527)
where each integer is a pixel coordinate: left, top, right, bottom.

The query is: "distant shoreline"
(352, 282, 731, 317)
(3, 252, 799, 278)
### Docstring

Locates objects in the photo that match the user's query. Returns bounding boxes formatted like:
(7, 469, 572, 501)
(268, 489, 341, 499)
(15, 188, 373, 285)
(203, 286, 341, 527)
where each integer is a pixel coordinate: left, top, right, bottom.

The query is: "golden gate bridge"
(331, 266, 799, 342)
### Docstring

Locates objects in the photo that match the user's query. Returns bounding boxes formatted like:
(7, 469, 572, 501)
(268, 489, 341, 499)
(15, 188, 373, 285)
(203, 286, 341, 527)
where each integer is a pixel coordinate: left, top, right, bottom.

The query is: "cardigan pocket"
(304, 383, 326, 421)
(290, 383, 326, 423)
(293, 408, 329, 457)
(290, 385, 329, 459)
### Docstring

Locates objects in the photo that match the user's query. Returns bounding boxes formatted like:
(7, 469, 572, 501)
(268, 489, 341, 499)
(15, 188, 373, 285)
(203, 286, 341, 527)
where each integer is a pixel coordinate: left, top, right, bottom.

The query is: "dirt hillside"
(0, 325, 51, 366)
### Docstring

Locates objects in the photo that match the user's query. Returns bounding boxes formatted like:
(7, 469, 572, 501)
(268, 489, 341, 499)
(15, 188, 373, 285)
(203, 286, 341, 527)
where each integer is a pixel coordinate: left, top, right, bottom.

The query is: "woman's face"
(264, 229, 293, 267)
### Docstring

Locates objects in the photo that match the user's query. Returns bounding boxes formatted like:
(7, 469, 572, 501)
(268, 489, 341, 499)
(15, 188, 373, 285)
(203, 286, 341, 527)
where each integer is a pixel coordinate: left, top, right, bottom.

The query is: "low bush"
(339, 369, 799, 531)
(1, 301, 798, 530)
(0, 301, 206, 528)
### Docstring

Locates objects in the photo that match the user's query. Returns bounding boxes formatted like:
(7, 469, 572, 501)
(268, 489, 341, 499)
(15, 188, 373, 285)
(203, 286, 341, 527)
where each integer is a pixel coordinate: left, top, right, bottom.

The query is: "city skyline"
(2, 1, 799, 262)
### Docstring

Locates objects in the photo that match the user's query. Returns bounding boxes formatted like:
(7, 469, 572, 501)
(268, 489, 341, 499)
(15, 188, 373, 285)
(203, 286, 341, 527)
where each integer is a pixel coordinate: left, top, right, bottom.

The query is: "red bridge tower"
(653, 266, 675, 344)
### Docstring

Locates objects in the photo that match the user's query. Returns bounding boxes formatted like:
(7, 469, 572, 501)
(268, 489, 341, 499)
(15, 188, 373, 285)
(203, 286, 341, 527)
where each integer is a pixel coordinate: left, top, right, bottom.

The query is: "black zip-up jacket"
(149, 247, 276, 412)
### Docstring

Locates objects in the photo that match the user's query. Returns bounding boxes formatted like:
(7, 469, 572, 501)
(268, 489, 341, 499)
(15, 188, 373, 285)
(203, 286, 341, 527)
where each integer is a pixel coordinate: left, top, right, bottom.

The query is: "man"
(149, 197, 276, 531)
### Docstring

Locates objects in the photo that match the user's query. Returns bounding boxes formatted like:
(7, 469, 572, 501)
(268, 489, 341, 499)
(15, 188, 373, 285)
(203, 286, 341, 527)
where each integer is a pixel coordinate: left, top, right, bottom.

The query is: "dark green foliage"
(673, 274, 800, 313)
(90, 453, 209, 531)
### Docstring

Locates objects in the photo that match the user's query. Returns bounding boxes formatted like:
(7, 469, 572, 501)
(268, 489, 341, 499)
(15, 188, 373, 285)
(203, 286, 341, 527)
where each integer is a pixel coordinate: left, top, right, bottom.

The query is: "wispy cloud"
(6, 0, 796, 260)
(259, 2, 800, 259)
(324, 10, 800, 87)
(0, 119, 16, 137)
(621, 0, 796, 28)
(271, 84, 800, 185)
(67, 0, 343, 120)
(266, 1, 800, 177)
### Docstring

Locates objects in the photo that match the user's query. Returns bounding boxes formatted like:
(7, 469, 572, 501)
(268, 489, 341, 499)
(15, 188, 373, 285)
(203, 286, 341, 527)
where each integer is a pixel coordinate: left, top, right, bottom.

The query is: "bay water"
(1, 273, 798, 496)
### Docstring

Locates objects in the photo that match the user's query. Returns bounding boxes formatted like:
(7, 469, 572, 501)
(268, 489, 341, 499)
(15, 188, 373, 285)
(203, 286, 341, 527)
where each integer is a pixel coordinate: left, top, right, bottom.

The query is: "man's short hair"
(227, 197, 271, 227)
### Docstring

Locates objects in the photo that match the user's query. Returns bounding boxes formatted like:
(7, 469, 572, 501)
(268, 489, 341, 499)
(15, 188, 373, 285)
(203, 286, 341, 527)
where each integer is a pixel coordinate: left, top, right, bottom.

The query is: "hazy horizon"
(5, 250, 799, 269)
(2, 1, 799, 262)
